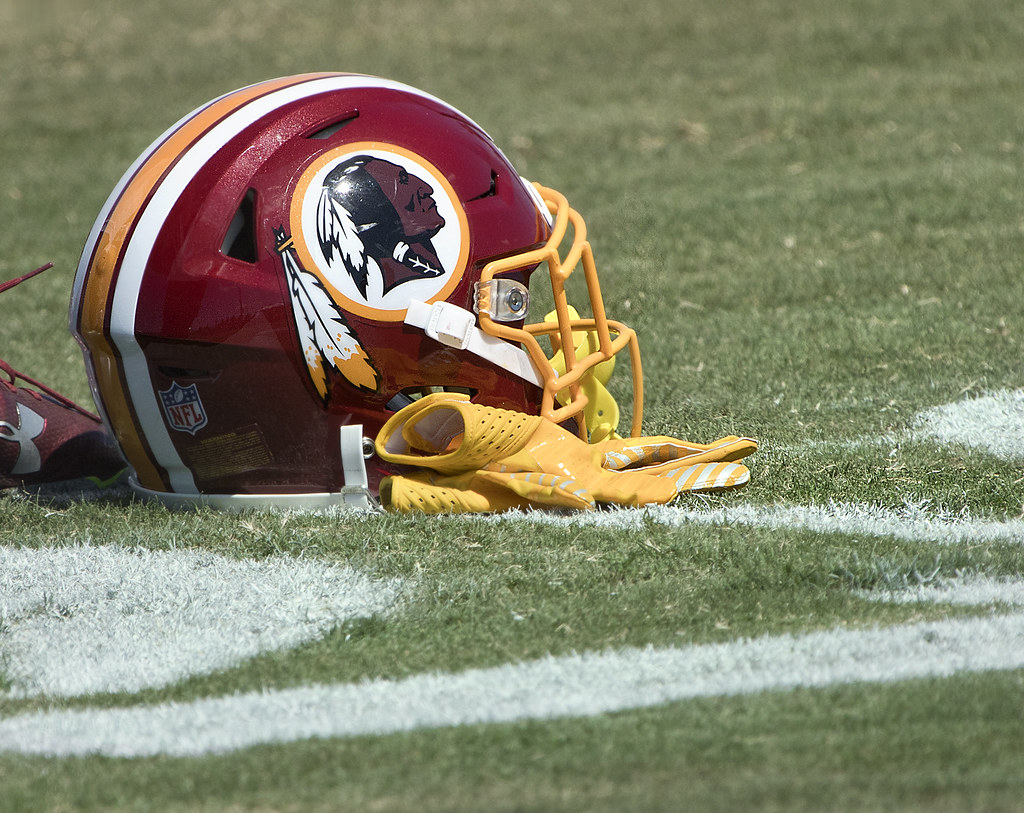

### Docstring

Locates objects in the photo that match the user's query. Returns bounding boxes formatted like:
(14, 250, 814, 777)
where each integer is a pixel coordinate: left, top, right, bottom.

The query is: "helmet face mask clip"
(70, 73, 642, 509)
(475, 278, 530, 323)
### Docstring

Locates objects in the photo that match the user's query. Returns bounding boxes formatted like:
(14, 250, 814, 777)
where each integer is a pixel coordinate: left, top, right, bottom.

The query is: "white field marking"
(1, 574, 1022, 758)
(0, 544, 404, 698)
(1, 391, 1021, 757)
(488, 500, 1024, 545)
(913, 388, 1024, 459)
(795, 388, 1024, 458)
(859, 574, 1024, 606)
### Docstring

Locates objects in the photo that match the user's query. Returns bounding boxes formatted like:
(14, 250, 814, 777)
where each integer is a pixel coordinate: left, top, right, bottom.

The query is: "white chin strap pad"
(404, 300, 543, 388)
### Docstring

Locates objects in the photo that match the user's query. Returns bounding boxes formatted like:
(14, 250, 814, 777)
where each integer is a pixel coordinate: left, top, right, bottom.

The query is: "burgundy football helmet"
(70, 73, 642, 509)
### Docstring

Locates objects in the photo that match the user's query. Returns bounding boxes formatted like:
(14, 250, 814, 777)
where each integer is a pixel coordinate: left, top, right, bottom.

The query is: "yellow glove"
(375, 393, 754, 514)
(379, 469, 594, 514)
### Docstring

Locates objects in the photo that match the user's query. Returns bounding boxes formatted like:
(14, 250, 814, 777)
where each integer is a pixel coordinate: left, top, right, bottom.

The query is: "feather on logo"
(315, 183, 372, 299)
(274, 227, 379, 400)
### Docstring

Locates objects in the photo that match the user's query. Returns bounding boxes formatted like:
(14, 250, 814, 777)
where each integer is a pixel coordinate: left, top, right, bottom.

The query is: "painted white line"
(656, 501, 1024, 544)
(860, 575, 1024, 606)
(2, 576, 1022, 758)
(914, 389, 1024, 459)
(0, 545, 404, 698)
(498, 500, 1024, 545)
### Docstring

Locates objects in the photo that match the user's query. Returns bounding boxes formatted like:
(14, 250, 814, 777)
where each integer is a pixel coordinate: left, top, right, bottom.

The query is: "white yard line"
(0, 545, 403, 698)
(2, 575, 1022, 758)
(913, 388, 1024, 460)
(626, 501, 1024, 544)
(494, 500, 1024, 544)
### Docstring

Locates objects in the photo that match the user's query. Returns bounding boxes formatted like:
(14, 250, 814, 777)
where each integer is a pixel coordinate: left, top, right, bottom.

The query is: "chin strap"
(405, 300, 543, 387)
(405, 300, 635, 443)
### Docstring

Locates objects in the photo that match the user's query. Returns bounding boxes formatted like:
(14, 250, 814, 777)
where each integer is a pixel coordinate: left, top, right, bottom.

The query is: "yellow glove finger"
(379, 472, 519, 514)
(599, 436, 758, 474)
(669, 461, 751, 492)
(380, 469, 595, 513)
(474, 470, 596, 511)
(495, 418, 679, 507)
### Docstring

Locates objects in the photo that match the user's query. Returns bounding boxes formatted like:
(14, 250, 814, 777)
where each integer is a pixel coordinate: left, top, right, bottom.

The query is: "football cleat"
(1, 265, 126, 492)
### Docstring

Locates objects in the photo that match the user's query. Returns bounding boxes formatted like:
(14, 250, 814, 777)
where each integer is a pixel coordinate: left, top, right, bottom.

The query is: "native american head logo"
(316, 155, 449, 299)
(290, 144, 469, 322)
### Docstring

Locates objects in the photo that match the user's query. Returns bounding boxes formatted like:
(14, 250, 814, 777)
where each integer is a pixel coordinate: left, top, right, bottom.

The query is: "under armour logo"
(0, 402, 45, 475)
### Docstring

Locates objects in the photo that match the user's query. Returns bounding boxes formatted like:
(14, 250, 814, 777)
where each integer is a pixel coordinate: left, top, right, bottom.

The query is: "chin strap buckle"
(416, 300, 476, 349)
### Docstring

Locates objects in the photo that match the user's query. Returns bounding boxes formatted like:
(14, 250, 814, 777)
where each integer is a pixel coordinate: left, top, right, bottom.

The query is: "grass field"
(3, 0, 1024, 810)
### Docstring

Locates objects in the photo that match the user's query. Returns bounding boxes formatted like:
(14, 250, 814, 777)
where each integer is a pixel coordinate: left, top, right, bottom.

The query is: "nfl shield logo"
(159, 382, 208, 435)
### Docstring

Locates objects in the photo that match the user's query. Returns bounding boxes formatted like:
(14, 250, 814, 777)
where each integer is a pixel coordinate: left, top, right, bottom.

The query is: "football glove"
(375, 393, 755, 514)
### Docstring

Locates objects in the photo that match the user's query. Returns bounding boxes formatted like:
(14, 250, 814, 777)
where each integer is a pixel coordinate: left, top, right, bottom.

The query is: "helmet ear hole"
(221, 188, 258, 263)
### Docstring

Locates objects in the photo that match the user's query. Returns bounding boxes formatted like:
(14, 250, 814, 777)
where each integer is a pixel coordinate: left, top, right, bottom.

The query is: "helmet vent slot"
(221, 188, 258, 263)
(306, 111, 359, 140)
(467, 170, 499, 202)
(387, 386, 477, 412)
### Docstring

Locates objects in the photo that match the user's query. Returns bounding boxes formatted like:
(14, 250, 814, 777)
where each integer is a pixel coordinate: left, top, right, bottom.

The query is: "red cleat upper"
(1, 265, 125, 491)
